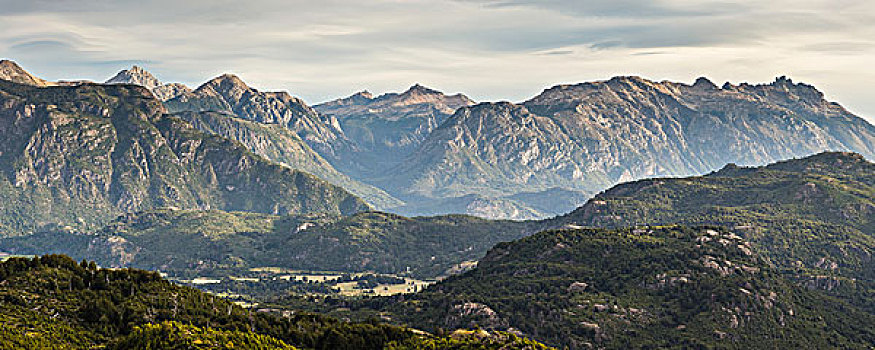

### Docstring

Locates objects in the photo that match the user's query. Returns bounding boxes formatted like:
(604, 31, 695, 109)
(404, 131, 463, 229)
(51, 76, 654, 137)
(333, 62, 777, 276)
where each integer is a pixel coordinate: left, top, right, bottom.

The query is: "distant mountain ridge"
(102, 66, 401, 208)
(315, 84, 475, 177)
(164, 74, 363, 173)
(8, 60, 875, 220)
(384, 76, 875, 203)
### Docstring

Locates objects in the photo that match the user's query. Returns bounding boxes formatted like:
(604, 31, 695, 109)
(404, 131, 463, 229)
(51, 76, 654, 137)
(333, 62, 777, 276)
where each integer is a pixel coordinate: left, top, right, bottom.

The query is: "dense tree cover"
(0, 210, 535, 279)
(385, 329, 554, 350)
(293, 226, 875, 349)
(110, 322, 296, 350)
(0, 255, 551, 349)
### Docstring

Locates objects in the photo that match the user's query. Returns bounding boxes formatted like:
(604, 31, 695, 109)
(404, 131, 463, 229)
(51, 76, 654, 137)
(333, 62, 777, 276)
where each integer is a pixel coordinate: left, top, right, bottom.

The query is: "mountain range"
(55, 61, 871, 220)
(385, 77, 874, 201)
(314, 84, 474, 176)
(0, 62, 368, 235)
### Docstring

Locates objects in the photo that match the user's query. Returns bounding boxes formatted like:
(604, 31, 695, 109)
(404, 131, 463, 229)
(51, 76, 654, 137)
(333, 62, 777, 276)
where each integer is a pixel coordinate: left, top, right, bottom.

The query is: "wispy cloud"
(0, 0, 872, 121)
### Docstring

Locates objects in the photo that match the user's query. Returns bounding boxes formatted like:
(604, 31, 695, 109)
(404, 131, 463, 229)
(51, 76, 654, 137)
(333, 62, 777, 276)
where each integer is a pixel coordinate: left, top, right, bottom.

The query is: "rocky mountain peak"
(606, 75, 651, 86)
(388, 84, 474, 109)
(204, 74, 249, 90)
(194, 74, 252, 102)
(0, 59, 20, 71)
(0, 59, 53, 87)
(692, 76, 718, 90)
(105, 65, 190, 101)
(105, 65, 162, 90)
(353, 90, 373, 99)
(403, 83, 440, 95)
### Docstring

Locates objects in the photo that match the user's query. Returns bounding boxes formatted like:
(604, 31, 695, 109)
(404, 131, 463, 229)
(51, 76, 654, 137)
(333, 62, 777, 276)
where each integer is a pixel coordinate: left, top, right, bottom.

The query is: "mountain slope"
(552, 151, 875, 309)
(376, 226, 875, 349)
(105, 65, 191, 101)
(0, 78, 368, 235)
(176, 111, 402, 209)
(388, 76, 875, 205)
(103, 66, 399, 208)
(315, 84, 474, 175)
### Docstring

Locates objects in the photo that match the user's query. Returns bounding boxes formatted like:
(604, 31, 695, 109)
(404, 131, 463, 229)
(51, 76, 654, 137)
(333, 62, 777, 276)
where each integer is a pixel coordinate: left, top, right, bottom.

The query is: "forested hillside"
(0, 255, 553, 349)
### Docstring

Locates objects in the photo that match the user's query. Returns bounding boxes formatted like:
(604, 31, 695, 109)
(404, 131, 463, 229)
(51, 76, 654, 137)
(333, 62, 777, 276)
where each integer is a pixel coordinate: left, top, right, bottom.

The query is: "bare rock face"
(176, 110, 402, 209)
(151, 83, 192, 101)
(446, 302, 508, 330)
(165, 74, 360, 172)
(105, 66, 191, 101)
(105, 65, 162, 89)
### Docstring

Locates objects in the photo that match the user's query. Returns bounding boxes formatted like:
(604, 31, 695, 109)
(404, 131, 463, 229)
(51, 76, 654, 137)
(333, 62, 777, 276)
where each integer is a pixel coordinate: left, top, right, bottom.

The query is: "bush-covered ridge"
(366, 225, 875, 349)
(553, 151, 875, 310)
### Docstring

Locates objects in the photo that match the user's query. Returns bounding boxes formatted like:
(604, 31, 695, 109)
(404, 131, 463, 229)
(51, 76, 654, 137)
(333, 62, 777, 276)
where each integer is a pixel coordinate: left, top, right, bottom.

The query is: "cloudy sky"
(1, 0, 873, 121)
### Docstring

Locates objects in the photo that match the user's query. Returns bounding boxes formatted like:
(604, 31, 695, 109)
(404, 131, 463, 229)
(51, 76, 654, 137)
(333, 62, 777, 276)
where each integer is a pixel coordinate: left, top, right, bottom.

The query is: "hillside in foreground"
(552, 151, 875, 311)
(0, 255, 553, 350)
(354, 226, 875, 349)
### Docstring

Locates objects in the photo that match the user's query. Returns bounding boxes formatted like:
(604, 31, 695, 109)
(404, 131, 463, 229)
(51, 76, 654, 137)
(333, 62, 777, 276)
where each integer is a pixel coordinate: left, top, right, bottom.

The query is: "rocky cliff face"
(105, 66, 191, 101)
(315, 84, 474, 176)
(0, 79, 368, 236)
(103, 67, 397, 208)
(387, 77, 875, 201)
